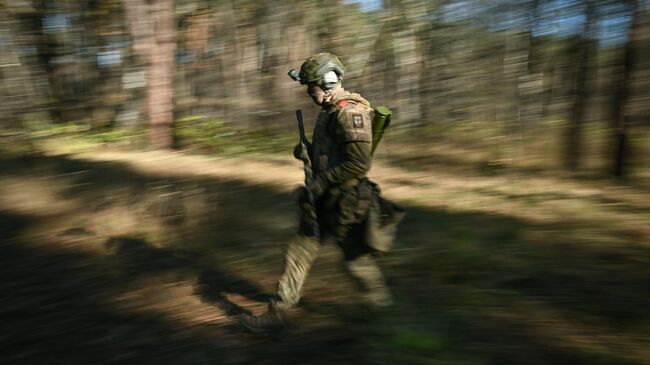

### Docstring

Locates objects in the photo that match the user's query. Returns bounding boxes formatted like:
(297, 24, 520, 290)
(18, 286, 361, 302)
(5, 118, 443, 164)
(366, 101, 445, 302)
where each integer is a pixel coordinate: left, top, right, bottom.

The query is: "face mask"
(307, 84, 326, 105)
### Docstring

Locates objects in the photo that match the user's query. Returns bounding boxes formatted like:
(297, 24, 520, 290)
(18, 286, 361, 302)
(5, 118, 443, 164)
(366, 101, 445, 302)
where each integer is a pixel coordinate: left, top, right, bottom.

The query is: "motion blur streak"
(0, 1, 649, 364)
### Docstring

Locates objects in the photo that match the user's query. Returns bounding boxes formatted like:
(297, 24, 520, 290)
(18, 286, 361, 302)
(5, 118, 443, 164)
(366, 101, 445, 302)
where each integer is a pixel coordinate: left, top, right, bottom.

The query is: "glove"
(293, 142, 312, 161)
(293, 143, 305, 160)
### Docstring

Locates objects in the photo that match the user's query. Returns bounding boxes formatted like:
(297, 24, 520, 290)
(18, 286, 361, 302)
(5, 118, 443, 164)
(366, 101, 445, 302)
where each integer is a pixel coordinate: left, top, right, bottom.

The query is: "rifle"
(296, 109, 320, 238)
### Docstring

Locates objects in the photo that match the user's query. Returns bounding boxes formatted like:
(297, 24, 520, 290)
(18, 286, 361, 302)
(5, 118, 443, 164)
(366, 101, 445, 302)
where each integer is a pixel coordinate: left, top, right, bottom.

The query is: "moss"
(174, 115, 294, 155)
(390, 330, 447, 353)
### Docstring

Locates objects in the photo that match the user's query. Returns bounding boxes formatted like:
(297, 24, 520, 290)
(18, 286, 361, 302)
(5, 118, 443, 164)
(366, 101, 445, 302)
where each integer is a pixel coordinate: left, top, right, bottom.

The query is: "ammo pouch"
(338, 178, 373, 226)
(363, 180, 406, 252)
(338, 179, 405, 251)
(297, 179, 405, 248)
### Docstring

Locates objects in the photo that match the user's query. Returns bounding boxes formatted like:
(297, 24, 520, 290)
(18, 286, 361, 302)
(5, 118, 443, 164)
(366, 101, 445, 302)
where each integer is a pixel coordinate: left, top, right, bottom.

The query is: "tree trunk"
(565, 0, 596, 172)
(124, 0, 176, 149)
(611, 0, 640, 178)
(147, 0, 176, 149)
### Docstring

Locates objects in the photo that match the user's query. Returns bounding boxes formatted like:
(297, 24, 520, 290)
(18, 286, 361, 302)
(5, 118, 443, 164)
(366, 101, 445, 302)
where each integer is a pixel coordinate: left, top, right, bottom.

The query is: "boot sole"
(238, 315, 286, 337)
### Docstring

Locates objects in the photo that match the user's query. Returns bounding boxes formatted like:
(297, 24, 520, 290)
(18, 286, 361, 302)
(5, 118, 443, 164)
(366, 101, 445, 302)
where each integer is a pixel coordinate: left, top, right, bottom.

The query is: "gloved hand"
(293, 142, 312, 161)
(293, 143, 305, 160)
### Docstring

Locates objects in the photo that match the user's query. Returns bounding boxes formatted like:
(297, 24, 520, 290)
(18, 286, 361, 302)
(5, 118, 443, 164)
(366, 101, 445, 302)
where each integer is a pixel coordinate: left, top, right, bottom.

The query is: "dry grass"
(1, 142, 649, 364)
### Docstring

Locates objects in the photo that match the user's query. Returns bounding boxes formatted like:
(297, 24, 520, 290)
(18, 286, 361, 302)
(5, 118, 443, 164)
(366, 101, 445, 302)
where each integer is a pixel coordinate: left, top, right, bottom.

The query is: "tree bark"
(124, 0, 176, 149)
(565, 0, 596, 172)
(611, 0, 640, 178)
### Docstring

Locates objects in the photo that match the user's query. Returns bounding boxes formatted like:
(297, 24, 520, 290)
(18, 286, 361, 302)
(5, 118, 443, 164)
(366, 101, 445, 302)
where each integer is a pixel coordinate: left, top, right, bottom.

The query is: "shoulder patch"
(352, 114, 363, 128)
(335, 106, 372, 143)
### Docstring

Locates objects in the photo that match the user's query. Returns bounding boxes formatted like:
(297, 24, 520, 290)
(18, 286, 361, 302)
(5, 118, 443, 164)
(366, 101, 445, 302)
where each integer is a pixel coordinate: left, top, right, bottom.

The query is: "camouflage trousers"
(274, 233, 392, 311)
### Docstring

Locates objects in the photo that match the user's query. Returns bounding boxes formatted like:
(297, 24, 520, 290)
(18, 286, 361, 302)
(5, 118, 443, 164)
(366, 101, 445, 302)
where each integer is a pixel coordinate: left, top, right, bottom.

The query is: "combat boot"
(364, 286, 394, 308)
(239, 301, 287, 335)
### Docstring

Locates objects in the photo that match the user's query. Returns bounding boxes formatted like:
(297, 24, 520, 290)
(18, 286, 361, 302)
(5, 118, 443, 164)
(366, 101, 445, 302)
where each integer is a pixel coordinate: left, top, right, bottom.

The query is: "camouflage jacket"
(310, 91, 373, 195)
(299, 91, 405, 251)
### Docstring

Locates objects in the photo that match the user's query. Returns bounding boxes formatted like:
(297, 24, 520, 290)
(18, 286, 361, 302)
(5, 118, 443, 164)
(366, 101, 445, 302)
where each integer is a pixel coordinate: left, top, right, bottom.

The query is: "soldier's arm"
(316, 107, 372, 188)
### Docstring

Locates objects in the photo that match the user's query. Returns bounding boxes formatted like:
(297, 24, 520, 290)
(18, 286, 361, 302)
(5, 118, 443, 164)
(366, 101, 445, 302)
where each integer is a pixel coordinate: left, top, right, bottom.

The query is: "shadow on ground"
(0, 153, 648, 365)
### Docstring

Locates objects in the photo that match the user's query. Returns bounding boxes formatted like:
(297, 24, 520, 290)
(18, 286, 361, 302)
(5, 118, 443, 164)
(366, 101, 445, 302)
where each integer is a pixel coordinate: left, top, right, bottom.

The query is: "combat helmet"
(288, 53, 346, 90)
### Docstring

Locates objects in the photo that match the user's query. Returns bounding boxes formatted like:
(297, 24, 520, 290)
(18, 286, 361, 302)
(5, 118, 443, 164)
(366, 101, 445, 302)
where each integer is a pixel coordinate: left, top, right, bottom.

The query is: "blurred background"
(1, 1, 650, 364)
(1, 0, 648, 176)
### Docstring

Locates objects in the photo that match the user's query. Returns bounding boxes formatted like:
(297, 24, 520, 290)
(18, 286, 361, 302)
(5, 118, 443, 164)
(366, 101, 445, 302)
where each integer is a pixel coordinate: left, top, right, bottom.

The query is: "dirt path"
(2, 148, 650, 364)
(69, 149, 650, 240)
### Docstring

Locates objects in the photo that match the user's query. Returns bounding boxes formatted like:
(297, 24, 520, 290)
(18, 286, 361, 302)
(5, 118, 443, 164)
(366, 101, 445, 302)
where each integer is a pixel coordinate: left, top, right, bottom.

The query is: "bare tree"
(611, 0, 643, 177)
(124, 0, 176, 149)
(565, 0, 597, 171)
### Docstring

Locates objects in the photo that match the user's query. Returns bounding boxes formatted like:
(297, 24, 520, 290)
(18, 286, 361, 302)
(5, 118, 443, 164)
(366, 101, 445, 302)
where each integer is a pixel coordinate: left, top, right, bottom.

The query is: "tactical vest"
(311, 92, 373, 177)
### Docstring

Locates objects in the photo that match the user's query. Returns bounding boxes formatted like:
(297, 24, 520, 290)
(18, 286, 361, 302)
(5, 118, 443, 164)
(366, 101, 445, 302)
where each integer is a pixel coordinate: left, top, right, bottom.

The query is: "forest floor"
(1, 142, 649, 365)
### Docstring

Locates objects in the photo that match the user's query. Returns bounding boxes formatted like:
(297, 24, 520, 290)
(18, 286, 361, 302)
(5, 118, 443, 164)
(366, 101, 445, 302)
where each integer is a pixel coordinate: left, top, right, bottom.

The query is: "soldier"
(240, 53, 403, 334)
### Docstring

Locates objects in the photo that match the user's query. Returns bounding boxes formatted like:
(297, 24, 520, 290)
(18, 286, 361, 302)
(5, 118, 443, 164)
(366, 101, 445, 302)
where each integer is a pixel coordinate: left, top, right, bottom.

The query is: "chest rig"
(310, 93, 372, 175)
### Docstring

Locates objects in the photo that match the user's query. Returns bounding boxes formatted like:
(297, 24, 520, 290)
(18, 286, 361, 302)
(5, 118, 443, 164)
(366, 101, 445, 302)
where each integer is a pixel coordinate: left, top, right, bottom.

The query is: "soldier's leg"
(240, 187, 325, 334)
(345, 253, 393, 308)
(240, 234, 322, 334)
(274, 234, 322, 310)
(337, 224, 393, 308)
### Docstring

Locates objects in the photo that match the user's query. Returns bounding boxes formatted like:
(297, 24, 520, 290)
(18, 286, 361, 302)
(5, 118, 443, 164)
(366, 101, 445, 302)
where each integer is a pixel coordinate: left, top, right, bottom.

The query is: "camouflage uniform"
(240, 53, 403, 334)
(275, 91, 392, 311)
